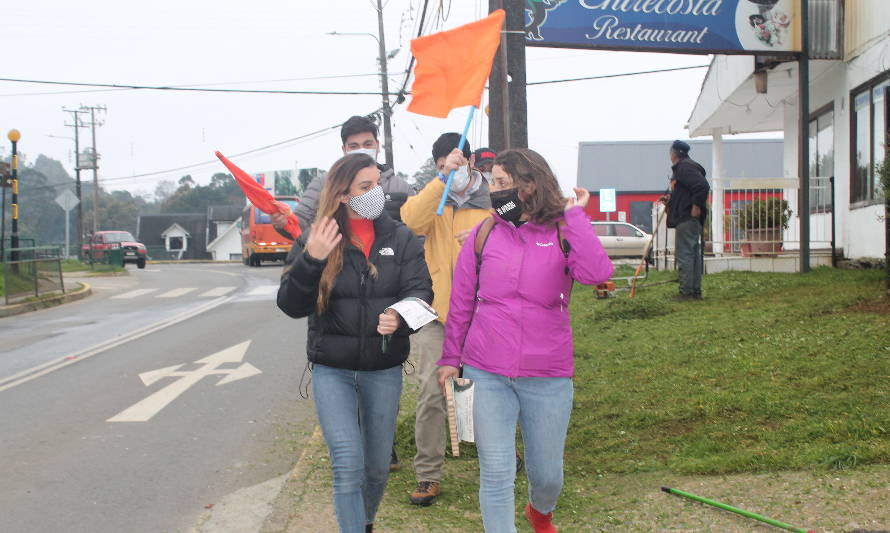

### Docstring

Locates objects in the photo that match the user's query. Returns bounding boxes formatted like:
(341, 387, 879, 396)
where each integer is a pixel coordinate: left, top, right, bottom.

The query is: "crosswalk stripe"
(246, 285, 278, 296)
(199, 286, 237, 298)
(157, 288, 197, 298)
(112, 288, 158, 299)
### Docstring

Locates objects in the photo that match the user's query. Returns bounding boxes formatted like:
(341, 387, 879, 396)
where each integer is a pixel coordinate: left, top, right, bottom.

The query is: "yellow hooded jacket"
(400, 178, 490, 324)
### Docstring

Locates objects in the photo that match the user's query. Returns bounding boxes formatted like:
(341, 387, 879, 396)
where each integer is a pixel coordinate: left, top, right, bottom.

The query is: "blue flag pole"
(436, 105, 477, 216)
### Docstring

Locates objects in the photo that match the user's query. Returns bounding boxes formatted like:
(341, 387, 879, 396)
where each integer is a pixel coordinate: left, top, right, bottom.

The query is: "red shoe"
(525, 503, 557, 533)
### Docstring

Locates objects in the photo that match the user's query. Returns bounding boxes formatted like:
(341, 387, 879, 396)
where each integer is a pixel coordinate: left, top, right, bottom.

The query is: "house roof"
(161, 223, 190, 238)
(207, 204, 242, 222)
(206, 216, 242, 251)
(137, 213, 208, 253)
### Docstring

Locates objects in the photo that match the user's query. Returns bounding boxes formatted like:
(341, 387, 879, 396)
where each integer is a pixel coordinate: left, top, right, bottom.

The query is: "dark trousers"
(675, 219, 703, 296)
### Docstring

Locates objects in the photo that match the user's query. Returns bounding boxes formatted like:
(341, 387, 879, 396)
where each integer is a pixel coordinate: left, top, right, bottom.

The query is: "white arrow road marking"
(157, 287, 197, 298)
(246, 285, 278, 296)
(107, 341, 260, 423)
(112, 288, 158, 299)
(199, 286, 236, 298)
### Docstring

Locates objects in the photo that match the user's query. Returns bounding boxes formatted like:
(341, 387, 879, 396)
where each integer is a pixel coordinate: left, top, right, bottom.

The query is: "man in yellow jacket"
(401, 133, 491, 506)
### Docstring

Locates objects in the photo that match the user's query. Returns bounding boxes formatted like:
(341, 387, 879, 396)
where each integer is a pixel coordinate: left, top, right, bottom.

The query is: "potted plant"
(737, 197, 792, 256)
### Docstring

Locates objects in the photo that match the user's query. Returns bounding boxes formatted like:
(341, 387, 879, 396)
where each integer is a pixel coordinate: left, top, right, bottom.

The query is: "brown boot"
(409, 481, 440, 506)
(525, 503, 557, 533)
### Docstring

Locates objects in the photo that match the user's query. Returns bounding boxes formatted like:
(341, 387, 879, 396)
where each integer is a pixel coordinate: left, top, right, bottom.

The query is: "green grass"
(60, 259, 125, 273)
(377, 267, 890, 530)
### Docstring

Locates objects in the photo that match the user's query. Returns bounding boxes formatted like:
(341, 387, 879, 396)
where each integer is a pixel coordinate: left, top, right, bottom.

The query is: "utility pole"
(375, 0, 395, 170)
(81, 104, 106, 235)
(488, 0, 528, 152)
(63, 107, 87, 253)
(798, 1, 810, 272)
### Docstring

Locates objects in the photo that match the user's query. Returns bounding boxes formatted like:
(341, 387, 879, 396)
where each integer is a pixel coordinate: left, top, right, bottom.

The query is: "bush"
(737, 197, 792, 230)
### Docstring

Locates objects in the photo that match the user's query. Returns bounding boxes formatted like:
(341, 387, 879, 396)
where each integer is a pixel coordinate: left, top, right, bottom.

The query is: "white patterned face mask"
(348, 185, 385, 220)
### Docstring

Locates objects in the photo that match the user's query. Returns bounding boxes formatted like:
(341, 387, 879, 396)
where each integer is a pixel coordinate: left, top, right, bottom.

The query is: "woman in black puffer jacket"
(277, 153, 432, 533)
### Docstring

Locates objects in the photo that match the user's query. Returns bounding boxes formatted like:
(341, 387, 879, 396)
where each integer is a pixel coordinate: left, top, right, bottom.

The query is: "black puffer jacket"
(277, 212, 433, 371)
(667, 157, 710, 228)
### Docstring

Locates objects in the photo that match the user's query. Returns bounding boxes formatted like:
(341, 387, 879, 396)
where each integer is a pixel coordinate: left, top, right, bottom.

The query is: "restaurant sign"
(524, 0, 801, 55)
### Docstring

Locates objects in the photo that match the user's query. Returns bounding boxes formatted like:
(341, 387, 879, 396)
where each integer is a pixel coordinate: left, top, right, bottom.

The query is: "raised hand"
(565, 187, 590, 212)
(443, 148, 468, 176)
(305, 217, 342, 261)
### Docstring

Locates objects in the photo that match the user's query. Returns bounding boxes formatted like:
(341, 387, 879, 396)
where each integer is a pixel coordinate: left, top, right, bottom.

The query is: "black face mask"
(490, 188, 523, 225)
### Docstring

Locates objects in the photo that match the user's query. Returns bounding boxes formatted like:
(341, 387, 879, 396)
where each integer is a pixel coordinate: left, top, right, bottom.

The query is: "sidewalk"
(261, 427, 339, 533)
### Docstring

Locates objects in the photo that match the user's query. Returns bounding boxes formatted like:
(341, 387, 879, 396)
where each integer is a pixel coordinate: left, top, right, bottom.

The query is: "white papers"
(385, 297, 438, 331)
(452, 378, 475, 443)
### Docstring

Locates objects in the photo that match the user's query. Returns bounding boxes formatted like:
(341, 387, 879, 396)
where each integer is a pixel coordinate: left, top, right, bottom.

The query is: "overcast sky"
(1, 0, 770, 197)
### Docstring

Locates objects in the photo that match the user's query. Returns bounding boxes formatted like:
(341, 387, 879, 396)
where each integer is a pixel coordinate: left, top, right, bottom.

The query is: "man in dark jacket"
(272, 116, 414, 238)
(663, 140, 710, 300)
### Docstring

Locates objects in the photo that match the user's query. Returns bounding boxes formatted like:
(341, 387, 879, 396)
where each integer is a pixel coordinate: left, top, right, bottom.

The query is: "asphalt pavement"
(0, 263, 316, 533)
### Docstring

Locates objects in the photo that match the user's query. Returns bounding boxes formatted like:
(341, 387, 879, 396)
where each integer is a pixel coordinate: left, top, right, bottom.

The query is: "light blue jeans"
(463, 364, 574, 533)
(311, 363, 403, 533)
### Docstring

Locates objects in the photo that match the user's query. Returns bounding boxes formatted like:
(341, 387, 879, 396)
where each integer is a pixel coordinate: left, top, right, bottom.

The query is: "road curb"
(260, 426, 338, 533)
(0, 282, 92, 319)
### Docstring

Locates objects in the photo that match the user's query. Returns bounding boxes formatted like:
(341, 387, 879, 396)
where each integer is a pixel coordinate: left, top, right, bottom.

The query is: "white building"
(688, 0, 888, 261)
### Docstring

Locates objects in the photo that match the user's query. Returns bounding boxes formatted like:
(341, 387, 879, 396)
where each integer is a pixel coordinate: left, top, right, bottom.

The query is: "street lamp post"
(8, 129, 21, 267)
(328, 16, 396, 170)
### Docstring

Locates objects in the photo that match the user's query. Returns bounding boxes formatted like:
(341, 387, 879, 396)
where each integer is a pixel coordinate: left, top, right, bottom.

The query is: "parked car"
(591, 221, 651, 261)
(82, 231, 148, 268)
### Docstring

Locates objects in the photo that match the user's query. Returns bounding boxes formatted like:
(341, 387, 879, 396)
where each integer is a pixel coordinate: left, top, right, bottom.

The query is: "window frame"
(849, 71, 890, 208)
(808, 102, 834, 214)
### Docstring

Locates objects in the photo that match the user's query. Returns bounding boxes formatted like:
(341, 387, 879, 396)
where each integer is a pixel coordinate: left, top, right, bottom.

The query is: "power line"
(526, 64, 709, 86)
(20, 109, 383, 194)
(0, 77, 404, 96)
(0, 72, 406, 98)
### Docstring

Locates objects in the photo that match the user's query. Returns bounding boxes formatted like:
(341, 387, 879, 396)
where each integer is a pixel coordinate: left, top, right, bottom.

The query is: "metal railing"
(2, 246, 65, 305)
(652, 176, 837, 272)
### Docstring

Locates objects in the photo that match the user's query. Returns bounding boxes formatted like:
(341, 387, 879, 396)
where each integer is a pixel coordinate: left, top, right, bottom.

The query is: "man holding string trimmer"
(660, 140, 710, 300)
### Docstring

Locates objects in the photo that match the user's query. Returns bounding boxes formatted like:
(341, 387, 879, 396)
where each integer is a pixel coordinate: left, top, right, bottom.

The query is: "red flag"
(408, 10, 505, 118)
(215, 151, 302, 239)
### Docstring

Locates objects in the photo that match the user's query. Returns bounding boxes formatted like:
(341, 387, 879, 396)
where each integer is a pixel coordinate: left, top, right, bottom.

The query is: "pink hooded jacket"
(439, 206, 613, 378)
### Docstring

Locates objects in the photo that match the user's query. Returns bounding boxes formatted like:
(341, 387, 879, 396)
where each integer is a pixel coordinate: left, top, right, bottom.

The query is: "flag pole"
(436, 105, 477, 216)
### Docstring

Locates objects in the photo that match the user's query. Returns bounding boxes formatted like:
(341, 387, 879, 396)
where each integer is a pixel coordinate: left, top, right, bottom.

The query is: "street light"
(7, 129, 21, 266)
(327, 8, 396, 171)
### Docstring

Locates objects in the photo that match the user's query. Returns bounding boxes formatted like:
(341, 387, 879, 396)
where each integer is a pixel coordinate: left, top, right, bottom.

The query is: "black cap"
(474, 147, 497, 165)
(671, 140, 691, 156)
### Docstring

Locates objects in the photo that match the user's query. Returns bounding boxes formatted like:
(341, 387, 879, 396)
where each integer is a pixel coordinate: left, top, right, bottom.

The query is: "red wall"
(583, 192, 661, 223)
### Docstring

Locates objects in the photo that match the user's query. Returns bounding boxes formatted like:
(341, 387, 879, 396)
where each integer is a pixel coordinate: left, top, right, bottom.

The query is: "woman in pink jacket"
(437, 149, 613, 533)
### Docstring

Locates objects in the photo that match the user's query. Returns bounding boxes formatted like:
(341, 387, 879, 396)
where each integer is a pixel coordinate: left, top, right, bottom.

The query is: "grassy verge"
(60, 259, 125, 273)
(374, 268, 890, 531)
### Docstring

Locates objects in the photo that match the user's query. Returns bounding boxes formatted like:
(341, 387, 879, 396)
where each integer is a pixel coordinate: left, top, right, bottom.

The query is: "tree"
(154, 180, 176, 203)
(412, 158, 438, 192)
(177, 174, 195, 192)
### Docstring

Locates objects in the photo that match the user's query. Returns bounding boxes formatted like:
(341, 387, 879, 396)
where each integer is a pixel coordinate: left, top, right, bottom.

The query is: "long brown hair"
(493, 148, 565, 225)
(315, 153, 378, 312)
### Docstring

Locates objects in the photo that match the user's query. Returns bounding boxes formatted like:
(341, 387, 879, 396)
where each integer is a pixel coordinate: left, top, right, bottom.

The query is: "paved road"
(0, 263, 315, 533)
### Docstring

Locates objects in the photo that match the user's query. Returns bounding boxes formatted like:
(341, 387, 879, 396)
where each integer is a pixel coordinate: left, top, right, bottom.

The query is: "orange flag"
(408, 9, 505, 118)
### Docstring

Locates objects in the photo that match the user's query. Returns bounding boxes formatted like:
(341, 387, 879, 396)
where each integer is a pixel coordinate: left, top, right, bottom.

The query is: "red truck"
(82, 230, 148, 269)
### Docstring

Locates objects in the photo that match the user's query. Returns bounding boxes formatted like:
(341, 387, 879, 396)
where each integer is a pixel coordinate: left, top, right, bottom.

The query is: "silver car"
(591, 221, 651, 259)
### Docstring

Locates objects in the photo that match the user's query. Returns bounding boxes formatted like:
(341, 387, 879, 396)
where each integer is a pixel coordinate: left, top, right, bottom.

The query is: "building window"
(808, 107, 834, 212)
(168, 236, 184, 251)
(851, 77, 889, 205)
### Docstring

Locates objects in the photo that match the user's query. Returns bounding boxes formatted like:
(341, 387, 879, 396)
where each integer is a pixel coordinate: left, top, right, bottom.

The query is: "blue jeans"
(311, 364, 403, 533)
(463, 365, 573, 533)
